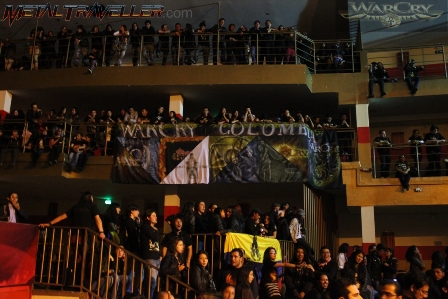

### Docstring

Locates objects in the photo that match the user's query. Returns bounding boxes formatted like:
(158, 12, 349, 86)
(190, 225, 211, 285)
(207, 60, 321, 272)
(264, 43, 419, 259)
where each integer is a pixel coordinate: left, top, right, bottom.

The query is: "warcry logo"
(339, 2, 444, 28)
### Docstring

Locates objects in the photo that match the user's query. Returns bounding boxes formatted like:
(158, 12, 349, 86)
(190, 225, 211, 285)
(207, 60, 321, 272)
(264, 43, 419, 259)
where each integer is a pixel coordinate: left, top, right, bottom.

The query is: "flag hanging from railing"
(111, 123, 342, 188)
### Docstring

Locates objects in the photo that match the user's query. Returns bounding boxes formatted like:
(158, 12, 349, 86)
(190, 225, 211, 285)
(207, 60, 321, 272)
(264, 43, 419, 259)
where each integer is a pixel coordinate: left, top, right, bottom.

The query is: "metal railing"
(35, 226, 160, 299)
(371, 143, 448, 178)
(366, 44, 448, 80)
(0, 31, 304, 68)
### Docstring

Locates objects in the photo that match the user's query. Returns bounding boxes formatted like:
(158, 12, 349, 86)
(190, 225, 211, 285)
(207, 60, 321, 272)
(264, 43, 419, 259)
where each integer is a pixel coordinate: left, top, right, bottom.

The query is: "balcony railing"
(371, 143, 448, 178)
(35, 227, 296, 299)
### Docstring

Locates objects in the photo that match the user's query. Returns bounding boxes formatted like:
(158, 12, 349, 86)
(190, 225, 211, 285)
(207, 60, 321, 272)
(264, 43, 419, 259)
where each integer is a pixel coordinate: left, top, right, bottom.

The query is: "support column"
(361, 206, 376, 253)
(169, 94, 184, 119)
(164, 185, 180, 234)
(0, 90, 12, 120)
(356, 104, 371, 168)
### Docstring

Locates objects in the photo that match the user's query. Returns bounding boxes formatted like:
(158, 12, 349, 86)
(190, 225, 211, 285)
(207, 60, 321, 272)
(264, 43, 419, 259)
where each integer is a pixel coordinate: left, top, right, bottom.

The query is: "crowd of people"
(373, 127, 447, 186)
(29, 194, 448, 299)
(0, 19, 308, 71)
(0, 102, 354, 170)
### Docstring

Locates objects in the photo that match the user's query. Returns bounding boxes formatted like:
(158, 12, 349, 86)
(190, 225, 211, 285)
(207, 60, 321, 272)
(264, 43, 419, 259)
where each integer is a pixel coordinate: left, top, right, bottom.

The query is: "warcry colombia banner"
(111, 123, 342, 188)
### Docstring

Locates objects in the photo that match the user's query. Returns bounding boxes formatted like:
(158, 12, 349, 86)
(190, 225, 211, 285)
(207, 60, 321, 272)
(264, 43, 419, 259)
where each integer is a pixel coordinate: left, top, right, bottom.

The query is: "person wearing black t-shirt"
(161, 215, 193, 268)
(39, 191, 105, 239)
(141, 209, 161, 299)
(373, 130, 392, 178)
(424, 125, 446, 176)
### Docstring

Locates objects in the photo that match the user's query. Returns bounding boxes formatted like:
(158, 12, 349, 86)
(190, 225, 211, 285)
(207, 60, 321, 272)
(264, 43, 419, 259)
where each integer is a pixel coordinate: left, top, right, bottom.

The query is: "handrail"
(35, 226, 160, 299)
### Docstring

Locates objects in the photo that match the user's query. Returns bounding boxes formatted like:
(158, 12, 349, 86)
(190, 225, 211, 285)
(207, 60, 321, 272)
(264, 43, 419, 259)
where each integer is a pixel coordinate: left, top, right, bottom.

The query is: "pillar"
(163, 189, 180, 234)
(169, 94, 184, 119)
(361, 206, 376, 253)
(356, 104, 371, 168)
(0, 90, 12, 120)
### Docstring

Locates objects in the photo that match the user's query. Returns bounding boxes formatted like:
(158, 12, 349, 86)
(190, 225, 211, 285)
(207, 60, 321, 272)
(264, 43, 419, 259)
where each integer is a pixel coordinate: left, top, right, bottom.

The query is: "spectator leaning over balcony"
(368, 62, 387, 98)
(103, 24, 115, 66)
(89, 26, 103, 66)
(424, 125, 446, 176)
(195, 21, 211, 65)
(396, 154, 411, 191)
(73, 25, 89, 67)
(408, 129, 424, 170)
(374, 130, 392, 178)
(129, 22, 141, 66)
(243, 107, 256, 123)
(153, 106, 166, 125)
(124, 106, 138, 124)
(158, 24, 171, 66)
(113, 25, 129, 66)
(171, 23, 184, 65)
(404, 59, 424, 95)
(211, 18, 227, 65)
(141, 20, 156, 65)
(1, 38, 16, 71)
(184, 23, 196, 65)
(195, 107, 215, 124)
(261, 20, 276, 65)
(249, 20, 262, 65)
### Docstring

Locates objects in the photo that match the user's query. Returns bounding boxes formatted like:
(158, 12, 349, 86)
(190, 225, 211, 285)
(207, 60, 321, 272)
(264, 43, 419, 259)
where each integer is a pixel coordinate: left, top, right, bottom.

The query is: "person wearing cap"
(424, 125, 446, 176)
(404, 59, 424, 95)
(244, 208, 261, 235)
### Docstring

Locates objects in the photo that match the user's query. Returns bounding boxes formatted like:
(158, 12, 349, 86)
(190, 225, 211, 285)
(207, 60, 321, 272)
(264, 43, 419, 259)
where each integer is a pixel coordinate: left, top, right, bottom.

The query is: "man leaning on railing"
(39, 191, 106, 240)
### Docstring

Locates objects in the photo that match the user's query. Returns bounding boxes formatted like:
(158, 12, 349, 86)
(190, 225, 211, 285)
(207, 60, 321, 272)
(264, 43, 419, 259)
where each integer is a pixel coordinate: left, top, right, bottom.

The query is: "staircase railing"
(35, 226, 159, 299)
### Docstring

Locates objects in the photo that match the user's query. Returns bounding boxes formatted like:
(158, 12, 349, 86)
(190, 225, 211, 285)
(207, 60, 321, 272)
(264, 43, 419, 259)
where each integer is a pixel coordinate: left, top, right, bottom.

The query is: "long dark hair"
(263, 247, 276, 264)
(194, 250, 210, 270)
(405, 245, 419, 262)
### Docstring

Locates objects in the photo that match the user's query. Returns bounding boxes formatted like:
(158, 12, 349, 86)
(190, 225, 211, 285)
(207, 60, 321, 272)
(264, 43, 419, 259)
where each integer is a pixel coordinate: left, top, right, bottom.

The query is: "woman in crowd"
(190, 250, 219, 296)
(168, 111, 183, 124)
(152, 106, 166, 125)
(113, 24, 129, 66)
(183, 23, 196, 65)
(236, 25, 249, 64)
(303, 115, 314, 129)
(230, 110, 242, 124)
(343, 250, 373, 299)
(236, 266, 255, 299)
(263, 214, 277, 239)
(215, 108, 230, 124)
(41, 30, 57, 69)
(103, 202, 121, 244)
(122, 204, 140, 254)
(284, 246, 315, 299)
(406, 245, 426, 273)
(260, 247, 300, 299)
(337, 243, 349, 269)
(160, 238, 187, 293)
(382, 248, 398, 279)
(314, 246, 338, 281)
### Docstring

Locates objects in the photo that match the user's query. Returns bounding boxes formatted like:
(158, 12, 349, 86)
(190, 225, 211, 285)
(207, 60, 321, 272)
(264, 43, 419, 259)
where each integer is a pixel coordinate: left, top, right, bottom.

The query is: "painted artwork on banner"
(161, 137, 210, 184)
(111, 124, 343, 188)
(111, 136, 160, 183)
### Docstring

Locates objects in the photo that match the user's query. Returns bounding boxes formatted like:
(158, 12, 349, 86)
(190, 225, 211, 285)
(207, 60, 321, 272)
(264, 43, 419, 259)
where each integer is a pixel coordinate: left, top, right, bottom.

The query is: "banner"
(111, 123, 343, 188)
(0, 222, 39, 287)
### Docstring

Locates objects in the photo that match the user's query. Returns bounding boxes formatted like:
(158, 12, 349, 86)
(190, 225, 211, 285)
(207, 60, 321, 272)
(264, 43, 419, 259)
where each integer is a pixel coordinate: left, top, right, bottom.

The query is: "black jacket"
(190, 265, 216, 294)
(1, 203, 28, 223)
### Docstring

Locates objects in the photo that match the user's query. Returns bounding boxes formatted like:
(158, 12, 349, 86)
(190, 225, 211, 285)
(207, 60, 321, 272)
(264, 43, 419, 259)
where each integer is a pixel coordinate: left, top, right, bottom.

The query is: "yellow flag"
(224, 232, 282, 262)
